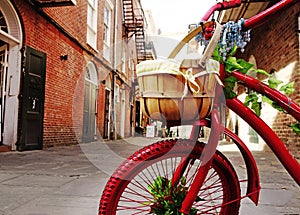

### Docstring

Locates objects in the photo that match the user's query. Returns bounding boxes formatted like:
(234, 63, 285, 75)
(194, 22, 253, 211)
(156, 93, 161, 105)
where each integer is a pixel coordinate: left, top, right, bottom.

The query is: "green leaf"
(244, 93, 258, 107)
(262, 95, 273, 106)
(271, 102, 284, 112)
(148, 176, 198, 214)
(288, 123, 300, 135)
(251, 101, 262, 116)
(212, 45, 221, 62)
(228, 45, 238, 57)
(268, 77, 283, 89)
(224, 76, 238, 84)
(244, 94, 251, 107)
(225, 57, 244, 72)
(256, 69, 270, 77)
(223, 76, 238, 99)
(224, 86, 237, 99)
(244, 93, 261, 116)
(236, 59, 254, 74)
(180, 176, 186, 186)
(279, 82, 295, 95)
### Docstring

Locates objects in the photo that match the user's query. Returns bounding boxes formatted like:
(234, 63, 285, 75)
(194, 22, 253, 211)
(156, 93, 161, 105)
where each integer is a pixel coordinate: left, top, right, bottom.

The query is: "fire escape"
(122, 0, 149, 63)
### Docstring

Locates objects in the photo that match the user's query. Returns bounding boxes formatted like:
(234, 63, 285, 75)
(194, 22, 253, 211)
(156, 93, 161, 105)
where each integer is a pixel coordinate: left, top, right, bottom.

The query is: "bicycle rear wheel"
(99, 139, 241, 214)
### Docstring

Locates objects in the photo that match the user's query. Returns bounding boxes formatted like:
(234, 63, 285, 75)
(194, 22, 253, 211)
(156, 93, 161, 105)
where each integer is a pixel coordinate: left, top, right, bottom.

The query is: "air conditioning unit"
(31, 0, 76, 7)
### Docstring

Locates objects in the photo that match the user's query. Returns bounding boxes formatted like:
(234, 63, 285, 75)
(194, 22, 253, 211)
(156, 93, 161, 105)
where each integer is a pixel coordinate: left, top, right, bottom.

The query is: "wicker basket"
(137, 21, 221, 126)
(137, 59, 219, 125)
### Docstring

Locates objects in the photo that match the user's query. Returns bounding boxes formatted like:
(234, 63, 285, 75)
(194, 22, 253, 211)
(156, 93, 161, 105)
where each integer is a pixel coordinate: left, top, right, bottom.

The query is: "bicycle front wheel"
(99, 139, 241, 214)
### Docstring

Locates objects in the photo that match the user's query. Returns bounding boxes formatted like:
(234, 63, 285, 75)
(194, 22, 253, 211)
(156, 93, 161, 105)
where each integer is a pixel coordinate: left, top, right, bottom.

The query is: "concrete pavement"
(0, 137, 299, 215)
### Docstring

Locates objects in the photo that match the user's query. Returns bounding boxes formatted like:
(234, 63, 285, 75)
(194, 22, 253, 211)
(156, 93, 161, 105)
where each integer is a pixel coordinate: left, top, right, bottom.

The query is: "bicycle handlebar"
(201, 0, 241, 21)
(244, 0, 298, 29)
(202, 0, 298, 30)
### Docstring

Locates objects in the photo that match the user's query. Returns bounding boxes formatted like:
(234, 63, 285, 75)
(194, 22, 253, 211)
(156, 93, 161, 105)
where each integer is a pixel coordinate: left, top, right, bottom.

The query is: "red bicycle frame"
(227, 72, 300, 185)
(178, 0, 300, 213)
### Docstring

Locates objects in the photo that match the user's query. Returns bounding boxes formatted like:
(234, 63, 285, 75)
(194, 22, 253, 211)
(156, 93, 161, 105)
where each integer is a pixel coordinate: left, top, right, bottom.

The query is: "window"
(85, 67, 91, 80)
(103, 3, 112, 61)
(0, 11, 8, 33)
(121, 48, 126, 74)
(85, 62, 98, 85)
(87, 0, 98, 49)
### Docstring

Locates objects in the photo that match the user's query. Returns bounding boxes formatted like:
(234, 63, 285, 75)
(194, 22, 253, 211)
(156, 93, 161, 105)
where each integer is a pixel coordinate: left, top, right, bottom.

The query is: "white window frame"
(103, 0, 113, 61)
(87, 0, 98, 49)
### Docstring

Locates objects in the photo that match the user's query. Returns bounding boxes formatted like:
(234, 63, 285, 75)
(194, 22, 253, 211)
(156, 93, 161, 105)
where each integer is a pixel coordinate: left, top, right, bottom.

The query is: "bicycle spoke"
(99, 140, 241, 214)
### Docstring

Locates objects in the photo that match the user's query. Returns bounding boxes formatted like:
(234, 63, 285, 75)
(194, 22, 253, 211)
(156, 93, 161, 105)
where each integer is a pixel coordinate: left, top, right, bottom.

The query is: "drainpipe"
(112, 0, 119, 140)
(112, 71, 117, 140)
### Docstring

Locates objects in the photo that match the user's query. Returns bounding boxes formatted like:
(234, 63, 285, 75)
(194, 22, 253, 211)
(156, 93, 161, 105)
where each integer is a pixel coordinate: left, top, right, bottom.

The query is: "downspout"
(112, 0, 119, 140)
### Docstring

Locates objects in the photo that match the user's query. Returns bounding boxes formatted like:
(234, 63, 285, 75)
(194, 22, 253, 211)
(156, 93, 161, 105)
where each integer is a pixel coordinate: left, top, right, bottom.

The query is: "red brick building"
(0, 0, 146, 150)
(240, 2, 299, 157)
(219, 1, 299, 157)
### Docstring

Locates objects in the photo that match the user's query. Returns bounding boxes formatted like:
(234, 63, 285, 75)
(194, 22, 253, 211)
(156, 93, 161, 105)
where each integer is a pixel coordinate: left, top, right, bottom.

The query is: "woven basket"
(137, 59, 218, 125)
(137, 21, 221, 126)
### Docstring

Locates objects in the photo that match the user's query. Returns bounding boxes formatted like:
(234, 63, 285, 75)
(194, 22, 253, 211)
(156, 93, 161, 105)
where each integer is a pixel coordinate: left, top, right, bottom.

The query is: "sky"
(141, 0, 217, 35)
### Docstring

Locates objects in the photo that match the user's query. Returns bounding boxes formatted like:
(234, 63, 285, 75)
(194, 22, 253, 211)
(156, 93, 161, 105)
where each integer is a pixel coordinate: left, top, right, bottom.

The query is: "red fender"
(190, 120, 261, 204)
(224, 128, 261, 205)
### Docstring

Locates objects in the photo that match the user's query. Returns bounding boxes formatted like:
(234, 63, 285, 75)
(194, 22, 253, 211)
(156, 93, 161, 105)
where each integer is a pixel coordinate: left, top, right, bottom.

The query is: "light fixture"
(60, 55, 68, 61)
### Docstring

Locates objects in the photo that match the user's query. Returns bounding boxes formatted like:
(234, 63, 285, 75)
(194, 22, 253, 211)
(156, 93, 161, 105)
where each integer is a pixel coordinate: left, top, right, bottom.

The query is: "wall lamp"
(60, 55, 68, 61)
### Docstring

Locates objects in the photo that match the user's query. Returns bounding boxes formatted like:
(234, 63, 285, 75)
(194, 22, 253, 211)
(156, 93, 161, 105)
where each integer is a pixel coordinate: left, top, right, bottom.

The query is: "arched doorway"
(0, 1, 22, 149)
(82, 62, 98, 142)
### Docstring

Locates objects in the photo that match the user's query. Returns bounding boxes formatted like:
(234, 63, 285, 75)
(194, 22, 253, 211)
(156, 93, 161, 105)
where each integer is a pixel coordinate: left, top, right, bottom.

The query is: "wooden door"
(18, 46, 46, 150)
(82, 81, 96, 142)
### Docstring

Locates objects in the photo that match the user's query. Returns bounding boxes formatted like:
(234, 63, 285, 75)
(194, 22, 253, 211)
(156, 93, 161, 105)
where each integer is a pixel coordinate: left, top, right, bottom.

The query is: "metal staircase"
(122, 0, 147, 63)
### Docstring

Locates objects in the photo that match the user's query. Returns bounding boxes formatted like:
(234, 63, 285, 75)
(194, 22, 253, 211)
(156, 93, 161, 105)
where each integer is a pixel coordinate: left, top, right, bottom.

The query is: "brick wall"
(238, 3, 300, 158)
(12, 0, 135, 147)
(13, 0, 110, 147)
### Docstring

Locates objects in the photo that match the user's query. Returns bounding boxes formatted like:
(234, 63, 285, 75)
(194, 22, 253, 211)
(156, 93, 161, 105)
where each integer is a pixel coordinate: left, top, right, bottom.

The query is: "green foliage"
(223, 76, 238, 99)
(288, 123, 300, 135)
(147, 176, 199, 215)
(214, 45, 298, 134)
(224, 57, 245, 73)
(244, 93, 261, 116)
(256, 69, 270, 77)
(212, 45, 222, 62)
(279, 82, 295, 95)
(268, 77, 283, 89)
(262, 96, 284, 112)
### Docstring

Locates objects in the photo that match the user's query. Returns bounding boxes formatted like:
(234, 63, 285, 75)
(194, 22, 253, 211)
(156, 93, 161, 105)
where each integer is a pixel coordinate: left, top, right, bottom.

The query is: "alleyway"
(0, 137, 299, 214)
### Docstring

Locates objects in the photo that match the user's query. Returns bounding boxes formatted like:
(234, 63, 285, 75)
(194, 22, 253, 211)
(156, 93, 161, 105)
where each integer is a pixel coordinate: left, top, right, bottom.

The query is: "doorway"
(82, 63, 98, 142)
(0, 45, 8, 144)
(18, 46, 46, 151)
(103, 75, 112, 139)
(0, 1, 22, 150)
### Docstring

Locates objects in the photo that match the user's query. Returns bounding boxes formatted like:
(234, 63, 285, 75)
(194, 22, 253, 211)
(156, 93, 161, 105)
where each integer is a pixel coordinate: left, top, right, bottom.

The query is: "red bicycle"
(99, 0, 299, 214)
